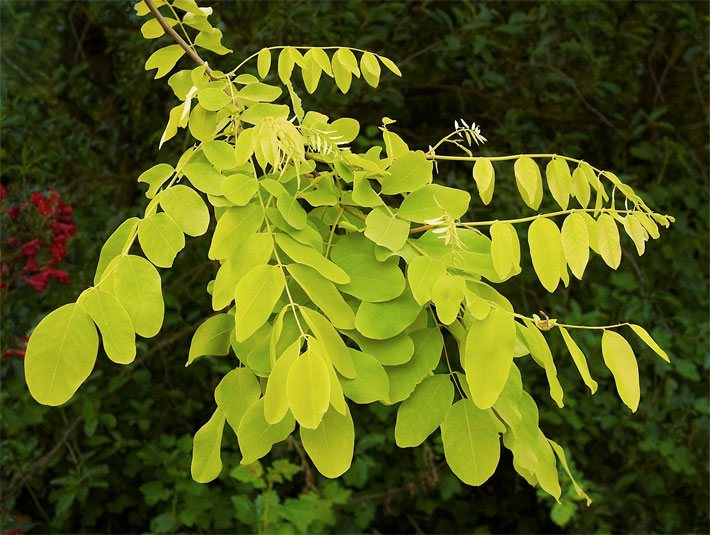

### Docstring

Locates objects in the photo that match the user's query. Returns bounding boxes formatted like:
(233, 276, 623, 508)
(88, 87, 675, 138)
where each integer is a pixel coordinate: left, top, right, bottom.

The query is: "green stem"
(255, 179, 307, 338)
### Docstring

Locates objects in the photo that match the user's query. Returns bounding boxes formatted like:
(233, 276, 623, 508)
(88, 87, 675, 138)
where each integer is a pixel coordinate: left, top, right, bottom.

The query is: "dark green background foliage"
(1, 1, 707, 533)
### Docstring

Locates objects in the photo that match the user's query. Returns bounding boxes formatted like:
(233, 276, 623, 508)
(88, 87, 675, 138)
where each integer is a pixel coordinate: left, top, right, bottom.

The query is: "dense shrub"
(1, 1, 707, 533)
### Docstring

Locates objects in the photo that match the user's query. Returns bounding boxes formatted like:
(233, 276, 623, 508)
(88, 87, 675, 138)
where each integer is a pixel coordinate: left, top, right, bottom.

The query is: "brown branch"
(144, 0, 212, 73)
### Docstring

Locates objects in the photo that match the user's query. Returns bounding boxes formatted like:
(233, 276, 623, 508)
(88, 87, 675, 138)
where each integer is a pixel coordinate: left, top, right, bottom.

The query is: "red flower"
(6, 206, 19, 221)
(24, 271, 49, 292)
(6, 236, 18, 248)
(0, 184, 7, 202)
(1, 348, 26, 359)
(21, 239, 41, 257)
(20, 257, 37, 274)
(46, 268, 69, 284)
(50, 240, 67, 263)
(52, 222, 76, 238)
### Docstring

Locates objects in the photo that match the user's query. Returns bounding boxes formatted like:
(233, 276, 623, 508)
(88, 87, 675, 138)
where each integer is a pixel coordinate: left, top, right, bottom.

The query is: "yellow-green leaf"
(514, 156, 542, 209)
(355, 287, 422, 340)
(431, 274, 466, 325)
(300, 405, 354, 478)
(191, 408, 226, 483)
(78, 288, 136, 365)
(364, 208, 410, 252)
(138, 163, 174, 199)
(519, 322, 564, 408)
(275, 233, 350, 284)
(441, 399, 500, 486)
(571, 162, 593, 208)
(215, 368, 261, 433)
(548, 439, 592, 506)
(597, 213, 622, 269)
(395, 374, 453, 447)
(234, 264, 285, 342)
(528, 217, 563, 292)
(187, 314, 233, 365)
(378, 55, 402, 77)
(286, 264, 355, 330)
(464, 308, 516, 409)
(237, 399, 295, 465)
(380, 150, 433, 195)
(221, 173, 258, 206)
(159, 185, 210, 237)
(257, 48, 271, 78)
(287, 349, 331, 429)
(138, 212, 185, 268)
(407, 256, 447, 306)
(490, 222, 520, 279)
(560, 212, 590, 280)
(558, 327, 598, 394)
(114, 255, 164, 338)
(25, 304, 99, 406)
(601, 330, 640, 412)
(623, 214, 647, 256)
(94, 218, 140, 284)
(546, 158, 572, 210)
(629, 324, 669, 363)
(472, 158, 495, 205)
(360, 51, 381, 87)
(264, 340, 301, 424)
(145, 44, 185, 79)
(340, 349, 390, 403)
(209, 205, 263, 260)
(299, 307, 356, 378)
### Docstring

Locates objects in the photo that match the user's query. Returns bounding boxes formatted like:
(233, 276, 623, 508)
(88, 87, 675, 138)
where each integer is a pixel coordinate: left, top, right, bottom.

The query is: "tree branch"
(144, 0, 212, 73)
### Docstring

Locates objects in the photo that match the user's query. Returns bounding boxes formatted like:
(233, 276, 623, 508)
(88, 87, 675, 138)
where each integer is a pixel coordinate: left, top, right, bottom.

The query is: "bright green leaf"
(94, 218, 140, 284)
(601, 330, 640, 412)
(209, 205, 264, 260)
(546, 158, 572, 210)
(234, 264, 285, 342)
(559, 327, 598, 394)
(528, 217, 563, 292)
(398, 184, 470, 223)
(78, 288, 135, 365)
(514, 156, 543, 209)
(215, 368, 261, 433)
(286, 264, 355, 330)
(237, 399, 295, 465)
(138, 212, 185, 268)
(145, 44, 185, 79)
(597, 214, 622, 269)
(380, 150, 432, 195)
(560, 212, 589, 279)
(187, 314, 233, 365)
(340, 349, 390, 403)
(441, 399, 500, 486)
(355, 287, 421, 340)
(300, 405, 354, 478)
(191, 408, 226, 483)
(464, 308, 516, 409)
(25, 304, 99, 406)
(364, 208, 410, 252)
(287, 348, 331, 429)
(114, 255, 164, 338)
(395, 374, 453, 447)
(629, 324, 670, 363)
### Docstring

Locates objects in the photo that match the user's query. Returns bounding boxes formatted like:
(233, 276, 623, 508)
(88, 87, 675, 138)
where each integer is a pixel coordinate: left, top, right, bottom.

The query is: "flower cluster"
(1, 336, 28, 360)
(1, 184, 76, 293)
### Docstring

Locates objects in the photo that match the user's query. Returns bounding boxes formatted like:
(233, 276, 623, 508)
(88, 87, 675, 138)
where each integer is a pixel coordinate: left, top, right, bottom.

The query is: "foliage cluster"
(1, 1, 707, 533)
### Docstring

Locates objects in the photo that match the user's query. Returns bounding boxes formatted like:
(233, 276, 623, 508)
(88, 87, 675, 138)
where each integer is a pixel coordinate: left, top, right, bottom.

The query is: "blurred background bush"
(1, 1, 707, 533)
